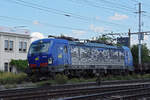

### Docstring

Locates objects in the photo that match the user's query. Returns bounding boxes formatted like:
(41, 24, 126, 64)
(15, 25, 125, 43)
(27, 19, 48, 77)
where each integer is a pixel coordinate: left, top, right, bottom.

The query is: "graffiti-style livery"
(27, 38, 133, 77)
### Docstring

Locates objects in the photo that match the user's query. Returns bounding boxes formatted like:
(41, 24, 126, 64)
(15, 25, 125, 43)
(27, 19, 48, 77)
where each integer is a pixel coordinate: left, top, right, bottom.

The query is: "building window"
(19, 41, 27, 52)
(4, 40, 9, 50)
(19, 42, 23, 51)
(9, 41, 13, 51)
(4, 63, 8, 72)
(4, 40, 14, 51)
(23, 42, 27, 52)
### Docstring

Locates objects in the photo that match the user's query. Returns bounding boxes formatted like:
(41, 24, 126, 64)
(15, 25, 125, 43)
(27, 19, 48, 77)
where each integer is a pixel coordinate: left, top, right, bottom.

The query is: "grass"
(102, 74, 150, 81)
(35, 73, 150, 87)
(0, 72, 27, 85)
(1, 72, 150, 88)
(36, 74, 68, 87)
(55, 74, 68, 84)
(68, 78, 96, 84)
(4, 84, 17, 89)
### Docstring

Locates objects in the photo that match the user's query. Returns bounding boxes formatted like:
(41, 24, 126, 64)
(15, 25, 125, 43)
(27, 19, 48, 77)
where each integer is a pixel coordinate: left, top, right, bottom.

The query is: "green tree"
(10, 59, 28, 72)
(131, 44, 150, 64)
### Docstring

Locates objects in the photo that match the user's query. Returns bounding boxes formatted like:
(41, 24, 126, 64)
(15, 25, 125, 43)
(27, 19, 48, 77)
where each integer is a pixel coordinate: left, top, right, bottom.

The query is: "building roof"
(0, 32, 31, 39)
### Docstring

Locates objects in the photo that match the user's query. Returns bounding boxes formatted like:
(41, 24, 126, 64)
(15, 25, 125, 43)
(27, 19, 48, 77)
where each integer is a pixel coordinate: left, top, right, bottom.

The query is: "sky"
(0, 0, 150, 47)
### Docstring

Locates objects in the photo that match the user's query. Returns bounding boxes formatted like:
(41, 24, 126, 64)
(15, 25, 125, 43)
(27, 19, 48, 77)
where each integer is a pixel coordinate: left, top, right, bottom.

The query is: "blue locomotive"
(27, 37, 134, 77)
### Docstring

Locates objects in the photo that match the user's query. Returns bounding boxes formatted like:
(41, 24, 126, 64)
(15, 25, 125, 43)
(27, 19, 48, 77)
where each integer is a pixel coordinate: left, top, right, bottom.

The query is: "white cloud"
(72, 30, 86, 35)
(33, 20, 40, 25)
(131, 38, 138, 45)
(144, 35, 149, 40)
(31, 32, 45, 42)
(89, 24, 105, 33)
(110, 13, 128, 20)
(33, 20, 43, 26)
(143, 35, 150, 49)
(95, 16, 100, 20)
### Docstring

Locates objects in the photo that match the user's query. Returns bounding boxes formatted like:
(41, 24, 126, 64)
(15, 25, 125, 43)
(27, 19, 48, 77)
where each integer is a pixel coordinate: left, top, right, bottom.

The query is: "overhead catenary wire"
(95, 0, 135, 11)
(4, 0, 105, 22)
(5, 0, 131, 27)
(6, 0, 90, 22)
(142, 14, 150, 28)
(136, 1, 150, 21)
(68, 0, 135, 15)
(113, 0, 137, 7)
(130, 0, 139, 3)
(0, 15, 117, 38)
(0, 15, 91, 32)
(68, 0, 137, 29)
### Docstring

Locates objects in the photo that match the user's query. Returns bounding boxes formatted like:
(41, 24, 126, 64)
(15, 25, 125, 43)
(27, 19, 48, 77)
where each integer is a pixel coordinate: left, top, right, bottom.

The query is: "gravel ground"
(0, 82, 36, 90)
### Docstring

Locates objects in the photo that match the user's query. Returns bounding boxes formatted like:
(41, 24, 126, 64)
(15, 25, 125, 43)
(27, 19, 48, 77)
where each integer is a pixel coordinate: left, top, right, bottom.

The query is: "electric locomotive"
(26, 37, 133, 77)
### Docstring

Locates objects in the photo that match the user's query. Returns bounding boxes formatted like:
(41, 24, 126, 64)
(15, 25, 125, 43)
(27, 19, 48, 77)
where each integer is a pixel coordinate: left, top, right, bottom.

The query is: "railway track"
(0, 79, 150, 100)
(64, 86, 150, 100)
(0, 79, 149, 93)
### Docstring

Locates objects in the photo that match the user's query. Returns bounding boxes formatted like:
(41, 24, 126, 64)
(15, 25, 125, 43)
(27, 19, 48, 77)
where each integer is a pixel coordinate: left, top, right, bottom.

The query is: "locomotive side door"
(63, 44, 69, 65)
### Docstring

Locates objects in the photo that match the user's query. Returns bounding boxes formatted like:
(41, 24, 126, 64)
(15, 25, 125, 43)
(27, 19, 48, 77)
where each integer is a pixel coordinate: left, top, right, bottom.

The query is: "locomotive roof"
(32, 38, 125, 50)
(69, 41, 121, 49)
(31, 38, 68, 44)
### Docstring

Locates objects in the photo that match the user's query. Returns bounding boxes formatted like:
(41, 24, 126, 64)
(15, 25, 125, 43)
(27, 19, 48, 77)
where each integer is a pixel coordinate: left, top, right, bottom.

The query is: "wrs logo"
(35, 57, 39, 61)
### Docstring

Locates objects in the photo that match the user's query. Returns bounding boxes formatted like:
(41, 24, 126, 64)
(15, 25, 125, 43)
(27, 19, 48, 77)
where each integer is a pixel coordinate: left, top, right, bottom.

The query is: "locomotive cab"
(27, 38, 70, 76)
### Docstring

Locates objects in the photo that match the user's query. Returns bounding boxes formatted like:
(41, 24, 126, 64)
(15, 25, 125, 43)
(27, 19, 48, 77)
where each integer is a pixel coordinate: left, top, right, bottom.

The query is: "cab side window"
(64, 46, 68, 53)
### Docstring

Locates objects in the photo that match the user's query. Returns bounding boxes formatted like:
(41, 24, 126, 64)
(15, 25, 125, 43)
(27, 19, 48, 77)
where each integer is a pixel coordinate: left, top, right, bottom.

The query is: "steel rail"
(2, 83, 150, 100)
(0, 79, 150, 100)
(111, 92, 150, 100)
(0, 79, 149, 95)
(63, 85, 150, 100)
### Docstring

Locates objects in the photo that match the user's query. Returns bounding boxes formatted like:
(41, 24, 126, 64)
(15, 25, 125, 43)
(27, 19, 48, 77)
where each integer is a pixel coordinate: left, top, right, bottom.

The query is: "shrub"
(143, 74, 150, 79)
(68, 78, 81, 84)
(0, 72, 27, 84)
(10, 59, 28, 72)
(55, 74, 68, 84)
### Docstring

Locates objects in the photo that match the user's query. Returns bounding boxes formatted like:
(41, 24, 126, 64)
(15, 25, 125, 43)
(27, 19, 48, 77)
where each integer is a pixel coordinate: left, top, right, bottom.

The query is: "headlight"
(48, 58, 52, 64)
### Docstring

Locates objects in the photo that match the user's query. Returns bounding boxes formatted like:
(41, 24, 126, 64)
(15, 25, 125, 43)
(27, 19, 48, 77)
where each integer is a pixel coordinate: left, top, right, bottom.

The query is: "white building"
(0, 32, 31, 73)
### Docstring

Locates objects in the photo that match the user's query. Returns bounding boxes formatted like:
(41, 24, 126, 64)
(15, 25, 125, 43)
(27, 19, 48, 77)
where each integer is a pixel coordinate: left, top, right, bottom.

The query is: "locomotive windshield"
(28, 42, 51, 54)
